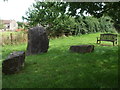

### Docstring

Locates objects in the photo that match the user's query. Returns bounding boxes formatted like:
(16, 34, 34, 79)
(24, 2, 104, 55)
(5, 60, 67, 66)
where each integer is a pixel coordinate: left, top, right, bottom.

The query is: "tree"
(99, 16, 116, 33)
(66, 2, 120, 32)
(23, 2, 75, 37)
(104, 2, 120, 32)
(23, 1, 119, 35)
(17, 22, 24, 29)
(23, 2, 67, 27)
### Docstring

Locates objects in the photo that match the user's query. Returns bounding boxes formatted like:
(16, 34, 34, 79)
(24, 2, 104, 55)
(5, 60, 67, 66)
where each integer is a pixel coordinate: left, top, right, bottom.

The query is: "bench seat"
(97, 34, 117, 46)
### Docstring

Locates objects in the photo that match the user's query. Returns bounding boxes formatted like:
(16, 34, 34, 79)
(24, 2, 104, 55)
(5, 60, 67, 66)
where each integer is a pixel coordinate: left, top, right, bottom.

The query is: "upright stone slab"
(70, 45, 94, 53)
(2, 51, 25, 75)
(27, 26, 49, 55)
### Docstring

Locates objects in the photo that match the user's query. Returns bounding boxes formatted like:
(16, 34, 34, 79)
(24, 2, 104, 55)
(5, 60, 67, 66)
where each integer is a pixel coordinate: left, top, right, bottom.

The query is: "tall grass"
(2, 33, 118, 88)
(1, 31, 27, 45)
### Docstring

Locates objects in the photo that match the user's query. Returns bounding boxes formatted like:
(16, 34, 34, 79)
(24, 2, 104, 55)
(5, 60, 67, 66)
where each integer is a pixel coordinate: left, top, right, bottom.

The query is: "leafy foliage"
(75, 16, 116, 35)
(67, 2, 120, 32)
(17, 22, 24, 29)
(23, 2, 117, 37)
(99, 16, 116, 33)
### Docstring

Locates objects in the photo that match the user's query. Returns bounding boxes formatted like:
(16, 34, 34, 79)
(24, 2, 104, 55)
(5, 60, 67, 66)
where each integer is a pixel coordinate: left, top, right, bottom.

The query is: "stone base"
(2, 51, 25, 75)
(69, 45, 94, 53)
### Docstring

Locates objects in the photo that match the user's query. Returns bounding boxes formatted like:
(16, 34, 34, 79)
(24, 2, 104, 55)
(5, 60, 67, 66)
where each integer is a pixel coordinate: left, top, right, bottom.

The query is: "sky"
(0, 0, 94, 22)
(0, 0, 35, 22)
(0, 0, 89, 22)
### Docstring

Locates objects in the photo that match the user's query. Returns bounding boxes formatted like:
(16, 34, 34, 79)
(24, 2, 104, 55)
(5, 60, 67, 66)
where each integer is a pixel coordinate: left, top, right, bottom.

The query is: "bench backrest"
(100, 34, 117, 41)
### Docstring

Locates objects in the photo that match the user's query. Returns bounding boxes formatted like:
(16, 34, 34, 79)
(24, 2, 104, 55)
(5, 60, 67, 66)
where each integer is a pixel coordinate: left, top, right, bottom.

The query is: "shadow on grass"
(16, 44, 118, 88)
(2, 42, 118, 88)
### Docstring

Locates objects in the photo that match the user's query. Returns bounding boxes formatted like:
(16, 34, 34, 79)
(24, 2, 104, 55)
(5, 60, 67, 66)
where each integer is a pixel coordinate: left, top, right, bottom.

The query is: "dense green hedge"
(74, 16, 116, 35)
(47, 16, 117, 37)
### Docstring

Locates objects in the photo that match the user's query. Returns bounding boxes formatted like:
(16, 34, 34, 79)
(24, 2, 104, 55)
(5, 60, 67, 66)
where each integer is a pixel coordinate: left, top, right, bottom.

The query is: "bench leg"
(113, 41, 117, 46)
(97, 40, 98, 44)
(97, 40, 101, 44)
(98, 41, 101, 44)
(99, 41, 101, 44)
(113, 42, 115, 46)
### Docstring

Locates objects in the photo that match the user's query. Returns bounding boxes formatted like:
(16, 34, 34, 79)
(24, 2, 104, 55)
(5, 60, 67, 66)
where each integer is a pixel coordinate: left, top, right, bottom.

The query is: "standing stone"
(2, 51, 25, 75)
(26, 26, 49, 55)
(69, 45, 94, 53)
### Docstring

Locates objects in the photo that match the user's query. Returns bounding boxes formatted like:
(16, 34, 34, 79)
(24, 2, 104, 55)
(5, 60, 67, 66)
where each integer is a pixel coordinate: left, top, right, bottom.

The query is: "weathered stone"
(2, 51, 25, 75)
(26, 26, 49, 55)
(70, 45, 94, 53)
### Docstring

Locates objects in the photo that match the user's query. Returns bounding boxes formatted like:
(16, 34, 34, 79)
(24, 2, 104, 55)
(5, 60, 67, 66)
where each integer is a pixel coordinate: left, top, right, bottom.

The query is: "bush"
(74, 16, 116, 35)
(99, 16, 116, 33)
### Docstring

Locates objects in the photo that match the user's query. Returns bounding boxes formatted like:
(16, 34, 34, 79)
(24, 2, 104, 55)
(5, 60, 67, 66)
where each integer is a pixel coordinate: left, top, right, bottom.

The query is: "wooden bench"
(97, 34, 118, 46)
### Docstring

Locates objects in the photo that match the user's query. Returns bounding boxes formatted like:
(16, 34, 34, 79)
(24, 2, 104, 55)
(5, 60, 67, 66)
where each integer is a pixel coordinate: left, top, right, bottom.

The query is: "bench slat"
(97, 34, 117, 46)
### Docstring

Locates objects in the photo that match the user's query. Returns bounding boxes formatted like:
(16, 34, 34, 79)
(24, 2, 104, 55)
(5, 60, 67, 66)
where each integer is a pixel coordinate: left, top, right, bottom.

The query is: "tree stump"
(69, 45, 94, 53)
(2, 51, 25, 75)
(26, 26, 49, 55)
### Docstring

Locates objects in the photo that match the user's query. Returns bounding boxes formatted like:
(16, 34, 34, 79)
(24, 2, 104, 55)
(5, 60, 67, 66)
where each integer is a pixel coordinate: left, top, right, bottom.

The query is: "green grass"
(2, 33, 118, 88)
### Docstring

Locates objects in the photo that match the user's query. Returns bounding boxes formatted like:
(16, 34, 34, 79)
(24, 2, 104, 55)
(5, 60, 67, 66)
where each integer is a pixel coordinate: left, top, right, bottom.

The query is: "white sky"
(0, 0, 91, 22)
(0, 0, 35, 22)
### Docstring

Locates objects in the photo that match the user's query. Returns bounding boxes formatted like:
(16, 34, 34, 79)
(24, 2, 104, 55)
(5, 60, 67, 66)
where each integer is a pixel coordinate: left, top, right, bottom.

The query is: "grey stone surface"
(26, 26, 49, 55)
(70, 45, 94, 53)
(2, 51, 25, 75)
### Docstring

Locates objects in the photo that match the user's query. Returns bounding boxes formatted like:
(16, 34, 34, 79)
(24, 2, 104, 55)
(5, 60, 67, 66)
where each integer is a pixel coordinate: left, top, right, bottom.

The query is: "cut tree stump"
(2, 51, 25, 75)
(69, 45, 94, 53)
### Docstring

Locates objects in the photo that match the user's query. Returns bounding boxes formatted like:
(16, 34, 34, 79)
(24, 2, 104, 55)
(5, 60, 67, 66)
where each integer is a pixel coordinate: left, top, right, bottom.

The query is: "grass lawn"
(1, 33, 118, 88)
